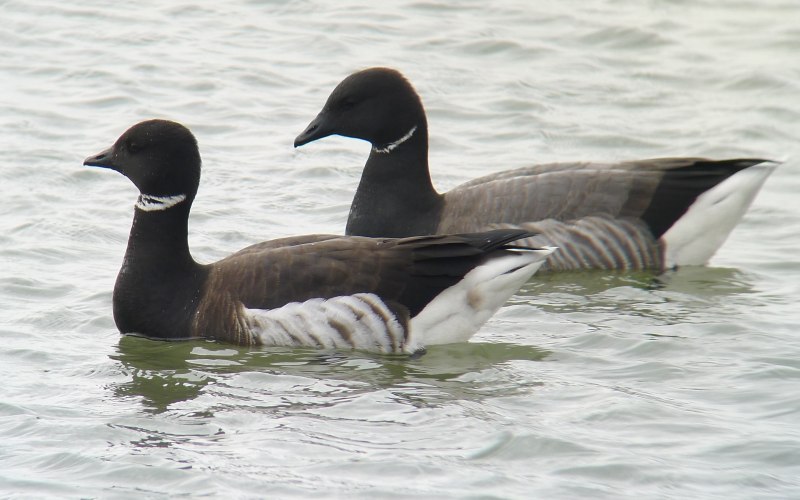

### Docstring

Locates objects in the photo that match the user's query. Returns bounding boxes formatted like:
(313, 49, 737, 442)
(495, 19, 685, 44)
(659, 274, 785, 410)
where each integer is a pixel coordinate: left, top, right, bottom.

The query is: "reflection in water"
(110, 334, 550, 414)
(514, 265, 756, 325)
(650, 266, 756, 297)
(109, 336, 220, 414)
(108, 267, 754, 415)
(520, 266, 753, 299)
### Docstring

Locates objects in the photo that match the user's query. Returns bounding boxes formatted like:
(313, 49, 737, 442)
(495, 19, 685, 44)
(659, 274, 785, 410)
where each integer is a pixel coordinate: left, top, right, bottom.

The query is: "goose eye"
(341, 97, 357, 110)
(126, 139, 142, 154)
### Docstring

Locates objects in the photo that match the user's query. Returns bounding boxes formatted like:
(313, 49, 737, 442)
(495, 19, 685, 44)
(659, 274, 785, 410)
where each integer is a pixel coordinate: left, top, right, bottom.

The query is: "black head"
(294, 67, 427, 148)
(84, 119, 201, 200)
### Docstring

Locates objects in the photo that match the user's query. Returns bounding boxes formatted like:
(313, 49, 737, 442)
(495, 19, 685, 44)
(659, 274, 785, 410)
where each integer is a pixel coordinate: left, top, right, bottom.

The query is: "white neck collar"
(372, 125, 418, 154)
(136, 193, 187, 212)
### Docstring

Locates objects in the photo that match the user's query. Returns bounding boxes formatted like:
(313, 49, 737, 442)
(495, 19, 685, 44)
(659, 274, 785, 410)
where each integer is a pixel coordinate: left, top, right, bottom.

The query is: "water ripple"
(2, 0, 799, 498)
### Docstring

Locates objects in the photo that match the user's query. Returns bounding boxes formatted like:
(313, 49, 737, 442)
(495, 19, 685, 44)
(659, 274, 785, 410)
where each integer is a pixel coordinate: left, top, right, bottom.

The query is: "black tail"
(395, 229, 538, 315)
(406, 228, 537, 260)
(640, 159, 771, 238)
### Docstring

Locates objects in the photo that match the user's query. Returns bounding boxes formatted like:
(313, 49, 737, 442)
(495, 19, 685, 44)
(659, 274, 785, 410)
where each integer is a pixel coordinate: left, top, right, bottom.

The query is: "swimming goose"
(84, 119, 553, 354)
(294, 67, 775, 272)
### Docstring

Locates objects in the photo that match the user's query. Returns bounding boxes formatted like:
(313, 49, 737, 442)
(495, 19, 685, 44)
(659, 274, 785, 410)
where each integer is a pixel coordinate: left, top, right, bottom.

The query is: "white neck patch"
(372, 125, 418, 154)
(136, 193, 187, 212)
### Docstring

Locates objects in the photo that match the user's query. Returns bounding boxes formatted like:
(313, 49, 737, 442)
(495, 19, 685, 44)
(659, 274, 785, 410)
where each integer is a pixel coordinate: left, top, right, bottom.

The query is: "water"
(2, 0, 800, 497)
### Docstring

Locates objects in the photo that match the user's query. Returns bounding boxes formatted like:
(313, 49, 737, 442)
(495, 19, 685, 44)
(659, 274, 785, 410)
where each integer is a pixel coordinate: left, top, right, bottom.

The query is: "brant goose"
(294, 67, 776, 272)
(85, 119, 554, 354)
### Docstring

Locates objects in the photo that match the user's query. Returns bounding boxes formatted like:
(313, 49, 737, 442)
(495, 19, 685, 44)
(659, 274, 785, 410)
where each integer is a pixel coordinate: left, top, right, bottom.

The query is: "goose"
(84, 119, 554, 354)
(294, 67, 775, 272)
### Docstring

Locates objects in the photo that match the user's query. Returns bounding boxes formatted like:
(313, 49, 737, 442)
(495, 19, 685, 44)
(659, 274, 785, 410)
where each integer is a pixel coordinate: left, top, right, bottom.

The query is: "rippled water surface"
(2, 0, 800, 498)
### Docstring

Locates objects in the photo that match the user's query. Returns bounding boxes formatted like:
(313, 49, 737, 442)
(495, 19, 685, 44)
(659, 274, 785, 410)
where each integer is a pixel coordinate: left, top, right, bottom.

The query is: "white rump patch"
(372, 125, 418, 154)
(244, 293, 417, 354)
(411, 246, 555, 346)
(136, 193, 187, 212)
(661, 163, 776, 267)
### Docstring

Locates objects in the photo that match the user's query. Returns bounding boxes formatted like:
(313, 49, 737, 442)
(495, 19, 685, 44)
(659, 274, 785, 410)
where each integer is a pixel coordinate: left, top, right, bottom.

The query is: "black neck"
(112, 200, 207, 339)
(345, 123, 444, 237)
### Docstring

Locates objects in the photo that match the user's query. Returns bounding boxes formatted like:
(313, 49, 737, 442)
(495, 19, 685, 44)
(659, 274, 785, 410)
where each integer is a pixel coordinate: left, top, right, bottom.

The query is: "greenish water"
(2, 0, 800, 498)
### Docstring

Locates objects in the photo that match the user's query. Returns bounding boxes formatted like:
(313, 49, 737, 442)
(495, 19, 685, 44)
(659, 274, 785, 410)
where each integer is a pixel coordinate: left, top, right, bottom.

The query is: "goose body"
(85, 120, 553, 354)
(294, 67, 775, 272)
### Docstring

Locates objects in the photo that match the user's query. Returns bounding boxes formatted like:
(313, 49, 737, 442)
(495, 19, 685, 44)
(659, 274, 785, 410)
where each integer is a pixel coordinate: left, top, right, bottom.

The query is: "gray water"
(2, 0, 800, 498)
